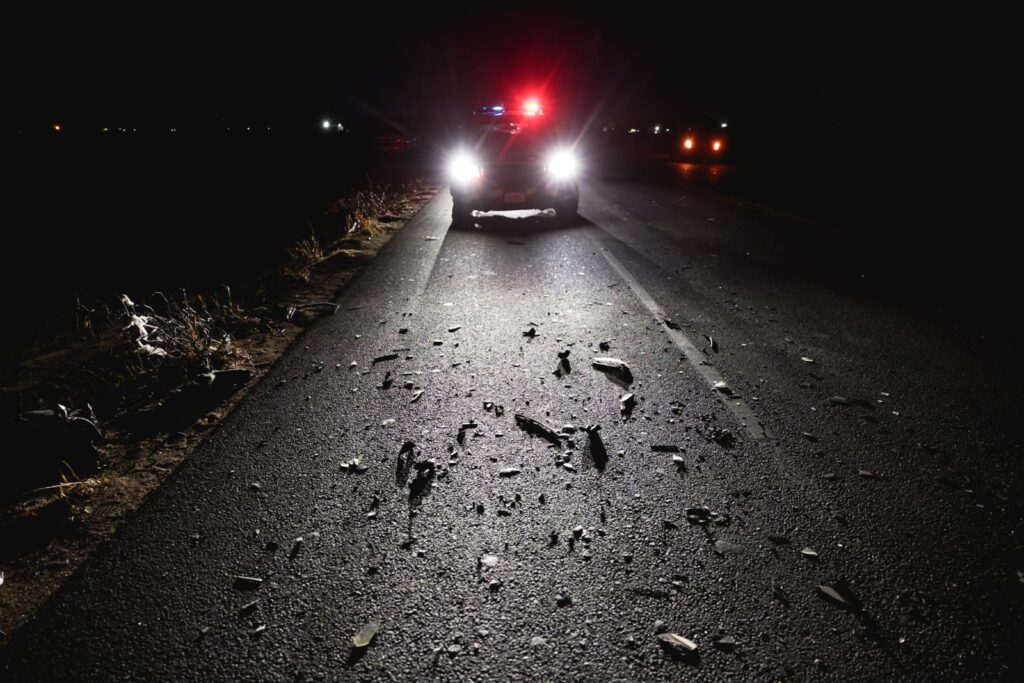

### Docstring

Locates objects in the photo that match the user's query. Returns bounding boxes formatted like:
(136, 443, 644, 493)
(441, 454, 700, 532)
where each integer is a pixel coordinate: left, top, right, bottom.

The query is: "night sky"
(11, 7, 999, 131)
(8, 2, 1015, 191)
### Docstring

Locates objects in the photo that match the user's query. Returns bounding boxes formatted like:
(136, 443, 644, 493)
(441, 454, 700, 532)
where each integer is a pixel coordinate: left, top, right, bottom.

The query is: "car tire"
(554, 196, 579, 225)
(452, 201, 473, 227)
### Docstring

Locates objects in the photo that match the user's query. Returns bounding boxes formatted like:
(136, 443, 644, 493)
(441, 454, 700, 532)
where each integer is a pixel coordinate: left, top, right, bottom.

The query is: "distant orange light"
(712, 140, 722, 151)
(683, 137, 694, 149)
(52, 124, 62, 132)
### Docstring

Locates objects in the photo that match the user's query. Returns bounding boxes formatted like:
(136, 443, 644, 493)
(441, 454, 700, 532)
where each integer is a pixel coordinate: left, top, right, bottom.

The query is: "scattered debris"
(232, 575, 263, 590)
(499, 467, 521, 478)
(353, 620, 380, 648)
(858, 469, 877, 479)
(411, 390, 424, 403)
(583, 424, 608, 471)
(707, 426, 735, 448)
(286, 302, 339, 323)
(657, 633, 698, 655)
(408, 459, 437, 500)
(685, 506, 731, 526)
(651, 444, 680, 453)
(523, 327, 538, 338)
(817, 584, 855, 609)
(514, 413, 562, 445)
(481, 554, 499, 568)
(396, 441, 416, 486)
(800, 357, 815, 363)
(598, 340, 611, 351)
(555, 592, 573, 607)
(620, 393, 636, 419)
(591, 357, 633, 385)
(800, 432, 819, 442)
(340, 457, 368, 473)
(530, 636, 547, 647)
(448, 325, 462, 332)
(713, 380, 734, 396)
(713, 540, 744, 556)
(372, 353, 399, 364)
(801, 547, 819, 560)
(703, 334, 719, 353)
(711, 634, 736, 652)
(488, 579, 503, 592)
(11, 403, 103, 493)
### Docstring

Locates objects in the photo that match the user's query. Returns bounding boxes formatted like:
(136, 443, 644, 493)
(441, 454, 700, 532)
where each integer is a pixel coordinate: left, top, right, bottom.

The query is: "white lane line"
(599, 249, 767, 441)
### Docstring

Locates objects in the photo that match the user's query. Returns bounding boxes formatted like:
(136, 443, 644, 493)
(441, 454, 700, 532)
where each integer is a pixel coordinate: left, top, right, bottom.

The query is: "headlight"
(546, 148, 579, 181)
(448, 153, 482, 183)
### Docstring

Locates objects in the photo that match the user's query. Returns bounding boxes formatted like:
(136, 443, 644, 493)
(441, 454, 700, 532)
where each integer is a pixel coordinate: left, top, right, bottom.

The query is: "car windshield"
(468, 116, 552, 162)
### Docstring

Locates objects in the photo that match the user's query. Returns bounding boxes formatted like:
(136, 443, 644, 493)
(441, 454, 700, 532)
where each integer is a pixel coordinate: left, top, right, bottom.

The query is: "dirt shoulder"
(0, 182, 438, 639)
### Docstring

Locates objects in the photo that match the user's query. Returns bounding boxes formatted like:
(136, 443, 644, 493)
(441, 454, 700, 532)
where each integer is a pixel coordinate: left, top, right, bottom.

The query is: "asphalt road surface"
(3, 171, 1022, 681)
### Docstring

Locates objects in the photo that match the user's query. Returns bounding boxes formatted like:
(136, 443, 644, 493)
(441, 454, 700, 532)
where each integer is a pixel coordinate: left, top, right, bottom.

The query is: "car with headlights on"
(447, 99, 580, 226)
(674, 117, 730, 161)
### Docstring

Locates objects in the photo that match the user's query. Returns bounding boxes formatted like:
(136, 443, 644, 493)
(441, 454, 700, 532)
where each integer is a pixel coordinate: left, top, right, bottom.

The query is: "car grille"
(482, 163, 543, 189)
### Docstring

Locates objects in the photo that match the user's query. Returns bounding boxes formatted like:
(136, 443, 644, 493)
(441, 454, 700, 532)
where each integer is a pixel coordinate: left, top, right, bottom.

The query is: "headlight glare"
(449, 153, 482, 183)
(546, 148, 579, 180)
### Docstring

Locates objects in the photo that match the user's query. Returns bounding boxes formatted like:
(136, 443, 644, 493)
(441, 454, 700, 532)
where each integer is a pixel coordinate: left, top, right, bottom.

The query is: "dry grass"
(287, 223, 326, 282)
(290, 184, 405, 280)
(121, 289, 247, 374)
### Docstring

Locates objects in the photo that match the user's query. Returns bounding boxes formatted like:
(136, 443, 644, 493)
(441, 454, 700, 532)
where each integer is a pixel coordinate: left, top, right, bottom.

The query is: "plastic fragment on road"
(592, 357, 628, 371)
(372, 353, 399, 364)
(657, 632, 698, 653)
(352, 620, 380, 648)
(712, 634, 736, 651)
(514, 413, 562, 445)
(817, 584, 853, 609)
(232, 575, 263, 590)
(499, 467, 521, 477)
(620, 393, 636, 413)
(411, 390, 424, 403)
(801, 547, 819, 559)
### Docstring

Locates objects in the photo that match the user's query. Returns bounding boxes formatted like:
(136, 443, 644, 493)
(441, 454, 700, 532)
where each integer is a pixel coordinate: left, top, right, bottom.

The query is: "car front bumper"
(451, 181, 577, 211)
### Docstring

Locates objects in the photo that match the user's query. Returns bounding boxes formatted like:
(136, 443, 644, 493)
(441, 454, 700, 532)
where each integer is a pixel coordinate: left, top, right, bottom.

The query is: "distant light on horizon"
(52, 124, 62, 132)
(721, 122, 728, 128)
(322, 119, 331, 129)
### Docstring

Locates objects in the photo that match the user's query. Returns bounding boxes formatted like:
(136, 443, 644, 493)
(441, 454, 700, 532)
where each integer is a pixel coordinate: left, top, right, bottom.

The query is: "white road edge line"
(599, 249, 767, 441)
